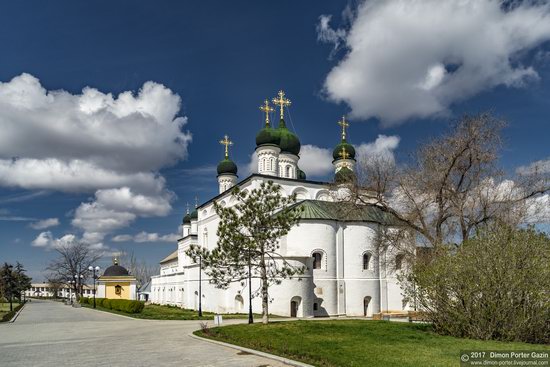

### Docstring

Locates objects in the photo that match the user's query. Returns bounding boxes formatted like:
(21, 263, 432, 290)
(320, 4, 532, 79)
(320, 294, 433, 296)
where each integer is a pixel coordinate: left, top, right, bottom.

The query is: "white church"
(151, 91, 409, 318)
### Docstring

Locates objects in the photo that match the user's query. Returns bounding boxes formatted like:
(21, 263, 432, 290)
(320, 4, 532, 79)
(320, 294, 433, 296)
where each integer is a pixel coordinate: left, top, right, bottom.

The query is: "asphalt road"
(0, 299, 288, 367)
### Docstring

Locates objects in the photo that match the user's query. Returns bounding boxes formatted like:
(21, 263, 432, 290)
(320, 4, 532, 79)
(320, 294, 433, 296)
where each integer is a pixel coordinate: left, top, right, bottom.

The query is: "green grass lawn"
(0, 302, 20, 320)
(82, 302, 275, 320)
(195, 320, 550, 367)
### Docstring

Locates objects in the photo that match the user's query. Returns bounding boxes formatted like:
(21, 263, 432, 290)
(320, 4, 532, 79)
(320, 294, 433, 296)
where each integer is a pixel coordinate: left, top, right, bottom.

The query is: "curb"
(78, 305, 141, 321)
(8, 303, 26, 323)
(189, 332, 314, 367)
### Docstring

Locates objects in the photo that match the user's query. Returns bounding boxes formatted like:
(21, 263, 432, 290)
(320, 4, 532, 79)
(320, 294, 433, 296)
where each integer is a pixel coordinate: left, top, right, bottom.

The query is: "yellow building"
(97, 258, 137, 300)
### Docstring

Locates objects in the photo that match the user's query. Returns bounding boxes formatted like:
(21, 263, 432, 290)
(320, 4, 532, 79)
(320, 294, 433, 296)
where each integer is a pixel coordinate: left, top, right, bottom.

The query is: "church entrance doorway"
(363, 296, 372, 317)
(234, 295, 244, 312)
(290, 301, 298, 317)
(290, 296, 301, 317)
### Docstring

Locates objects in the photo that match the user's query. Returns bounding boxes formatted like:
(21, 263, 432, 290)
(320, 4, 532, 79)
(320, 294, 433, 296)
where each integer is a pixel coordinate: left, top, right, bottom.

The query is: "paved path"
(0, 299, 289, 367)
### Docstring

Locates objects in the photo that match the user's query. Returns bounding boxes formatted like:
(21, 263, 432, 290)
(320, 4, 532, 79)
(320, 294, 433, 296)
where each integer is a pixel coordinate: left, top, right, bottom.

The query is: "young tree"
(186, 181, 304, 324)
(45, 241, 101, 299)
(0, 263, 17, 311)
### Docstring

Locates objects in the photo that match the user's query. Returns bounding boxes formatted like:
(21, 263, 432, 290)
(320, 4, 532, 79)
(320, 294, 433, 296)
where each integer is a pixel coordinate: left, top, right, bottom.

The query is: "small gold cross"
(272, 90, 291, 120)
(339, 146, 350, 160)
(259, 99, 274, 127)
(219, 134, 233, 159)
(338, 116, 349, 140)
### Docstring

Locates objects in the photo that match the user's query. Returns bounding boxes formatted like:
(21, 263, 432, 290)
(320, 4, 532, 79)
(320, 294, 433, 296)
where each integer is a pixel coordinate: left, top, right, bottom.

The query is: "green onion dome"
(217, 158, 238, 176)
(277, 119, 301, 155)
(298, 168, 306, 180)
(182, 213, 191, 224)
(334, 167, 356, 184)
(190, 209, 198, 220)
(255, 126, 280, 147)
(332, 140, 356, 161)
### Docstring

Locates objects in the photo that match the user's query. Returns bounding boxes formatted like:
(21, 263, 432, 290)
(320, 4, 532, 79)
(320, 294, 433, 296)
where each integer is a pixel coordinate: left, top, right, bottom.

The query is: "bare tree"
(45, 241, 102, 299)
(351, 113, 549, 250)
(118, 250, 158, 287)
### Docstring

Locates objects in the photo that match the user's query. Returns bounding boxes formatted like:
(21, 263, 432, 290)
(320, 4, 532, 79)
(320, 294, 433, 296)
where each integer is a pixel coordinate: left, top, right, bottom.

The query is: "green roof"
(277, 119, 300, 155)
(333, 140, 356, 161)
(288, 200, 400, 225)
(217, 158, 238, 176)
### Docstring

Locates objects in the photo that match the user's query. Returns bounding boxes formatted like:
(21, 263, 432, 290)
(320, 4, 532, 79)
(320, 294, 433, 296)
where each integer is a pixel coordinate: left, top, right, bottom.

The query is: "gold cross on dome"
(219, 134, 233, 159)
(272, 90, 291, 120)
(338, 116, 349, 140)
(339, 146, 350, 160)
(259, 99, 274, 127)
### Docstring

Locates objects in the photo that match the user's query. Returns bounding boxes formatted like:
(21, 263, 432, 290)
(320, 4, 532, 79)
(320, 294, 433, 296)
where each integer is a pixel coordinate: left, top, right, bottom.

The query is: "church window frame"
(311, 249, 326, 270)
(395, 254, 405, 271)
(260, 158, 264, 172)
(362, 252, 372, 271)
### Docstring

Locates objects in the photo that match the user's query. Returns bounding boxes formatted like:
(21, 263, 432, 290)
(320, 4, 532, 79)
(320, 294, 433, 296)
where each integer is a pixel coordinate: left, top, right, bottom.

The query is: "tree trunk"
(260, 253, 269, 324)
(9, 296, 13, 311)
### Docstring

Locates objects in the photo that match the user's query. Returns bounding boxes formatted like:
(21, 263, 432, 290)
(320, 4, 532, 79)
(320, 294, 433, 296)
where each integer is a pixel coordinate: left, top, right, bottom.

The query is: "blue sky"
(0, 0, 549, 280)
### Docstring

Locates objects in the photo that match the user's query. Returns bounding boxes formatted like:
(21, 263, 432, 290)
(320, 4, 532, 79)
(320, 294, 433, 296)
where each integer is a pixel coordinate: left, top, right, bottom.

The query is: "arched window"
(362, 253, 371, 270)
(285, 165, 291, 178)
(312, 252, 323, 269)
(395, 254, 405, 270)
(270, 158, 274, 171)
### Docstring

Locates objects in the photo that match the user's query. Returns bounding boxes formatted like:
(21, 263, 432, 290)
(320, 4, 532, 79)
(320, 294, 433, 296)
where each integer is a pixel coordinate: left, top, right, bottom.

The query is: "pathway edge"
(188, 331, 314, 367)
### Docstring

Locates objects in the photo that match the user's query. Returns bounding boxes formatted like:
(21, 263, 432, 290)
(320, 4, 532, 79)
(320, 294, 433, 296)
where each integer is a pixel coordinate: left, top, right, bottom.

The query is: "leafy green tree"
(0, 263, 17, 311)
(14, 262, 32, 301)
(400, 224, 550, 344)
(186, 181, 304, 324)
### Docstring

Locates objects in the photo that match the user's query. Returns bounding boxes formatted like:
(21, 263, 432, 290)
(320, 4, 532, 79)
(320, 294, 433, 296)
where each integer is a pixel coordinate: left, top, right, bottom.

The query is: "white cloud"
(112, 231, 179, 243)
(111, 234, 133, 242)
(517, 157, 550, 175)
(29, 218, 59, 230)
(31, 231, 76, 249)
(72, 187, 172, 243)
(320, 0, 550, 125)
(317, 15, 347, 56)
(0, 73, 192, 248)
(0, 159, 163, 193)
(356, 135, 400, 163)
(0, 74, 191, 176)
(298, 145, 334, 177)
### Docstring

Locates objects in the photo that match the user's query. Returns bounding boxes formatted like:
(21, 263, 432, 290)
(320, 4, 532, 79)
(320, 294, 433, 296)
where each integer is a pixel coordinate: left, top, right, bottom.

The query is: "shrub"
(94, 298, 144, 314)
(401, 224, 550, 344)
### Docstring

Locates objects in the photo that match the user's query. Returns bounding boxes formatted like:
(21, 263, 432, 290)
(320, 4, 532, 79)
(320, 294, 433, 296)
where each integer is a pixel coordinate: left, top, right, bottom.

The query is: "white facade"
(151, 174, 409, 317)
(217, 174, 237, 194)
(25, 283, 96, 300)
(256, 145, 280, 176)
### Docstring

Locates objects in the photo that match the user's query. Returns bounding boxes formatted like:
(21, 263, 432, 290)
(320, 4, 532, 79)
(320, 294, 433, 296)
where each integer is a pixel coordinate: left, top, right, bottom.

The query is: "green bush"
(401, 225, 550, 344)
(93, 298, 144, 314)
(80, 297, 89, 305)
